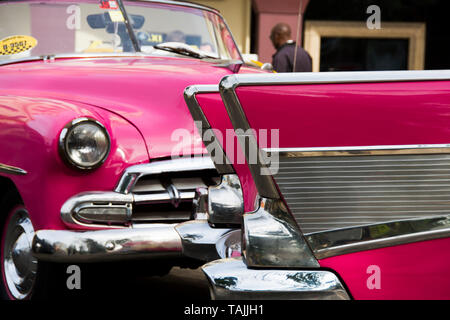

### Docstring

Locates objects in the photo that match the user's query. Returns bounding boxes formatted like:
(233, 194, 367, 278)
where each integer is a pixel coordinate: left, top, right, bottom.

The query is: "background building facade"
(192, 0, 450, 71)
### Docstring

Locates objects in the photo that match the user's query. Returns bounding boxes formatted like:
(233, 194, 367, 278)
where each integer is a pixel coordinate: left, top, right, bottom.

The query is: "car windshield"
(0, 0, 242, 61)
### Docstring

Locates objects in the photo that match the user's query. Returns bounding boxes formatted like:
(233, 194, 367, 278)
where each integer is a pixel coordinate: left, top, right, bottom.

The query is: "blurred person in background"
(270, 23, 312, 72)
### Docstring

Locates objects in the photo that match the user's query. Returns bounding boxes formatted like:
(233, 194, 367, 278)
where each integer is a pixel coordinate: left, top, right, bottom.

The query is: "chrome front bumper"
(32, 225, 182, 263)
(32, 226, 350, 300)
(32, 221, 238, 263)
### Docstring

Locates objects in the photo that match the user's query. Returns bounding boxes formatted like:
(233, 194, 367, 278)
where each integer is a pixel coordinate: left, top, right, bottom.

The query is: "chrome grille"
(130, 171, 219, 223)
(61, 157, 221, 229)
(273, 153, 450, 234)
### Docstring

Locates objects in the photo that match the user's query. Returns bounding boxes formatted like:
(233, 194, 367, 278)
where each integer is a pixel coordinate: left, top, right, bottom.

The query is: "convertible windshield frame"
(0, 0, 244, 64)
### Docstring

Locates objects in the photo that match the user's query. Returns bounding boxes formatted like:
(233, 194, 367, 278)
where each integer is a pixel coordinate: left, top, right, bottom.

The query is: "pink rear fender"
(0, 95, 149, 230)
(319, 237, 450, 300)
(218, 74, 450, 300)
(235, 81, 450, 148)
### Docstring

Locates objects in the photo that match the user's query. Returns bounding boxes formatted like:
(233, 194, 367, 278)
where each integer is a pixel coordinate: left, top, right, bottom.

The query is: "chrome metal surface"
(175, 220, 233, 262)
(201, 257, 350, 300)
(265, 144, 450, 157)
(208, 174, 244, 226)
(58, 117, 111, 171)
(33, 220, 242, 263)
(307, 216, 450, 259)
(2, 208, 37, 300)
(0, 163, 27, 176)
(193, 188, 209, 220)
(272, 152, 450, 234)
(32, 225, 182, 262)
(219, 70, 450, 88)
(166, 183, 181, 207)
(115, 156, 216, 194)
(242, 197, 318, 268)
(63, 157, 220, 228)
(184, 85, 235, 175)
(219, 76, 281, 200)
(61, 192, 133, 229)
(215, 229, 241, 259)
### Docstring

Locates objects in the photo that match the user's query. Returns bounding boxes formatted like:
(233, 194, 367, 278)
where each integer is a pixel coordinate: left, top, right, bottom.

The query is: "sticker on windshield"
(149, 34, 163, 43)
(0, 35, 38, 56)
(100, 0, 119, 10)
(108, 10, 124, 22)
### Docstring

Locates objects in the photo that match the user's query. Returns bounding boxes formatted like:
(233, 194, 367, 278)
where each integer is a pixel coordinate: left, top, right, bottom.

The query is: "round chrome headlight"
(59, 118, 110, 170)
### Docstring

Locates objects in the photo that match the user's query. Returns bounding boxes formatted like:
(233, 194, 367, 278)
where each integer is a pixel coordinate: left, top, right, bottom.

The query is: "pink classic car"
(1, 0, 450, 301)
(0, 0, 261, 300)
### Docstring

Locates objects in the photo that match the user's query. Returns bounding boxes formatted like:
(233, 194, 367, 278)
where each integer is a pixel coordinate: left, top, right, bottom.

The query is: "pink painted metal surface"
(0, 95, 149, 230)
(0, 56, 263, 231)
(235, 81, 450, 148)
(0, 57, 260, 159)
(319, 237, 450, 300)
(196, 93, 258, 213)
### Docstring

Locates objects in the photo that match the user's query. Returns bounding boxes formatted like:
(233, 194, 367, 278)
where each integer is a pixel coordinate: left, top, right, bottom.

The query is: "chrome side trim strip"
(115, 156, 216, 194)
(0, 163, 27, 176)
(184, 85, 235, 175)
(306, 216, 450, 260)
(220, 70, 450, 89)
(265, 144, 450, 158)
(202, 258, 350, 300)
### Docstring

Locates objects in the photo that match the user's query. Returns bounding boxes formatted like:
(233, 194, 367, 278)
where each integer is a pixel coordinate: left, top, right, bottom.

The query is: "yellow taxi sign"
(0, 35, 38, 56)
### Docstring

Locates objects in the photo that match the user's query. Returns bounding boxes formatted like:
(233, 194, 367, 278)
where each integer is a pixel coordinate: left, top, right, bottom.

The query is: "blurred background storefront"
(188, 0, 450, 71)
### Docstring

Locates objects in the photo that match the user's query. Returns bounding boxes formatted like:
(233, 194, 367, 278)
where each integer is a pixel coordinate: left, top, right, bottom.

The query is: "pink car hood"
(0, 56, 261, 159)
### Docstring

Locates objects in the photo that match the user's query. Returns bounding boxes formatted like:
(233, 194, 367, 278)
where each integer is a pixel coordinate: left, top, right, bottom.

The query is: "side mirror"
(261, 63, 274, 72)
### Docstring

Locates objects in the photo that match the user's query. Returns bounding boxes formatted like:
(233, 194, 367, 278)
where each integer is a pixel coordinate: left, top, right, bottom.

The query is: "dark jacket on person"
(272, 42, 312, 73)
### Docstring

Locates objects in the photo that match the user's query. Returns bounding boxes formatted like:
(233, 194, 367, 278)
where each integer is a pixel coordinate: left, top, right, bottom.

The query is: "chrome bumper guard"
(202, 258, 350, 300)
